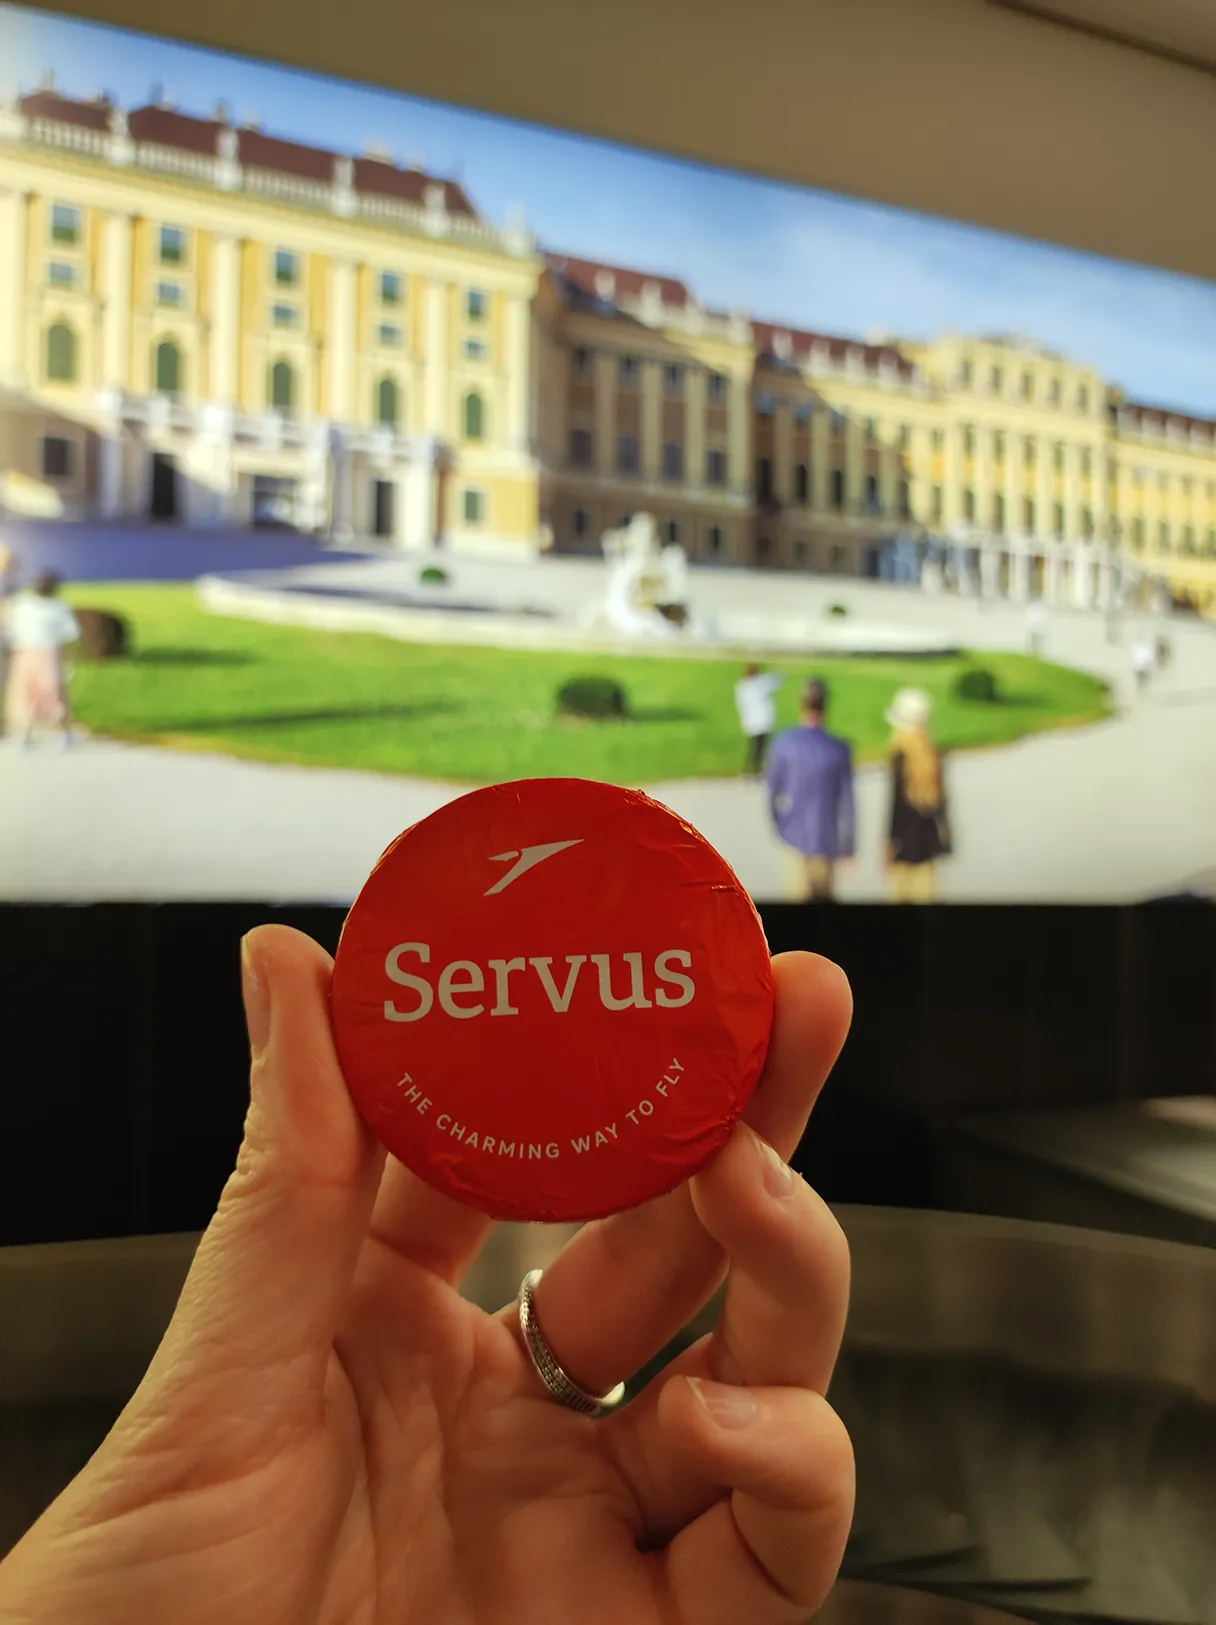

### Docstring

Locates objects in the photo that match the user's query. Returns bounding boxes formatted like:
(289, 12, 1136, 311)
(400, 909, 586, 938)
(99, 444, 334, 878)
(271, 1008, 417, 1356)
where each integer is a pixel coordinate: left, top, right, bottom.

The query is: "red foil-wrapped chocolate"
(331, 777, 773, 1222)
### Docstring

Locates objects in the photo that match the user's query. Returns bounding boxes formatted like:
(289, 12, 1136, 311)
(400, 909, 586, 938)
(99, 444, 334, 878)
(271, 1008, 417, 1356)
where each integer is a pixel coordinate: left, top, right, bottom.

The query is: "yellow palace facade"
(2, 85, 1214, 614)
(0, 88, 542, 555)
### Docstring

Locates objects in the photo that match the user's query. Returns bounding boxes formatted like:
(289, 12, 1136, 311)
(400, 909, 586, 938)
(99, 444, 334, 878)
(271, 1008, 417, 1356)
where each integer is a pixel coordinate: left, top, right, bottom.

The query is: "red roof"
(21, 90, 481, 219)
(128, 104, 224, 155)
(1120, 402, 1216, 436)
(547, 254, 691, 310)
(238, 126, 335, 182)
(752, 319, 915, 378)
(20, 90, 111, 131)
(353, 157, 476, 217)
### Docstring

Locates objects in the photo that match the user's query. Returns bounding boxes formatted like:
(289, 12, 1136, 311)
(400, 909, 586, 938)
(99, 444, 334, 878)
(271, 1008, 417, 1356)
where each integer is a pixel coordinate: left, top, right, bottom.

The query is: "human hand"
(0, 926, 854, 1625)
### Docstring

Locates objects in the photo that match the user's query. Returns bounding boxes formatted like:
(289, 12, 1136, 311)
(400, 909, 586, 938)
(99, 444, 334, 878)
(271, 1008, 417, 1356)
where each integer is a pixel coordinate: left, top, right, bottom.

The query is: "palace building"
(2, 84, 1215, 614)
(0, 85, 542, 555)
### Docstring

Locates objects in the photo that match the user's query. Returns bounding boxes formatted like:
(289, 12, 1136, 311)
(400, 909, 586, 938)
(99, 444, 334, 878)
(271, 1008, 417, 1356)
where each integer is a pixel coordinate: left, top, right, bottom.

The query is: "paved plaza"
(2, 557, 1214, 904)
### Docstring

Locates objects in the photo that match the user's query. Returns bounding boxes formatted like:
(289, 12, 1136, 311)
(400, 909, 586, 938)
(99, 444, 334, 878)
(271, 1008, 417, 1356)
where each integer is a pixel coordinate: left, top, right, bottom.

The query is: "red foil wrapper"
(331, 777, 774, 1222)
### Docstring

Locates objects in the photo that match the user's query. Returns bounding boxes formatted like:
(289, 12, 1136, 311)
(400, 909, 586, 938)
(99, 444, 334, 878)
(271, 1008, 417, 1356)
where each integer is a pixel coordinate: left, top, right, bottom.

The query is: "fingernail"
(240, 934, 271, 1059)
(688, 1376, 759, 1429)
(749, 1124, 798, 1200)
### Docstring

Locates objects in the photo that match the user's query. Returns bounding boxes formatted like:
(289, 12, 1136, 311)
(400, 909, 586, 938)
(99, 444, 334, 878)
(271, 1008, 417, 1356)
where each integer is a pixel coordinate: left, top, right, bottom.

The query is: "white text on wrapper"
(381, 944, 695, 1022)
(392, 1059, 686, 1160)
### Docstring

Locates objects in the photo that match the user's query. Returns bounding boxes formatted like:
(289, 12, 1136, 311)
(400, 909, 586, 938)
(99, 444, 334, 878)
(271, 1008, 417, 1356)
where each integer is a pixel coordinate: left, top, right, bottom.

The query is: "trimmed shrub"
(73, 608, 129, 660)
(826, 602, 849, 618)
(556, 675, 628, 720)
(953, 666, 1000, 703)
(419, 564, 449, 586)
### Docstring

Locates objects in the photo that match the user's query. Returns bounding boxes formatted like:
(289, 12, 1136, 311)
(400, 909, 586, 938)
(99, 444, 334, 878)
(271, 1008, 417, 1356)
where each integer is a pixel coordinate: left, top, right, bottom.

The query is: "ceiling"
(31, 0, 1216, 282)
(992, 0, 1216, 71)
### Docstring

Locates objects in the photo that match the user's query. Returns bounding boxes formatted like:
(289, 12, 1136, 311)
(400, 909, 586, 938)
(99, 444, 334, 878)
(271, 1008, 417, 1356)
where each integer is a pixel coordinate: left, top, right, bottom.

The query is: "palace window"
(931, 486, 943, 523)
(795, 462, 810, 504)
(962, 488, 975, 521)
(157, 281, 186, 308)
(1158, 520, 1171, 553)
(464, 338, 488, 361)
(570, 428, 593, 467)
(1021, 371, 1034, 400)
(462, 487, 486, 525)
(1078, 385, 1090, 412)
(665, 519, 680, 544)
(41, 436, 72, 479)
(378, 323, 403, 347)
(1023, 497, 1036, 531)
(794, 400, 813, 425)
(1053, 502, 1066, 538)
(1049, 377, 1062, 405)
(154, 339, 183, 395)
(963, 426, 976, 457)
(572, 346, 592, 376)
(619, 354, 639, 385)
(572, 508, 589, 540)
(707, 370, 728, 402)
(50, 203, 81, 246)
(464, 390, 486, 441)
(663, 442, 683, 480)
(380, 271, 403, 306)
(990, 365, 1004, 393)
(269, 358, 295, 413)
(47, 261, 76, 288)
(665, 364, 684, 395)
(707, 524, 724, 556)
(466, 288, 486, 322)
(273, 249, 300, 288)
(830, 467, 845, 510)
(159, 225, 187, 265)
(993, 493, 1006, 532)
(45, 322, 77, 382)
(376, 376, 399, 427)
(618, 435, 639, 474)
(706, 448, 727, 486)
(756, 392, 775, 417)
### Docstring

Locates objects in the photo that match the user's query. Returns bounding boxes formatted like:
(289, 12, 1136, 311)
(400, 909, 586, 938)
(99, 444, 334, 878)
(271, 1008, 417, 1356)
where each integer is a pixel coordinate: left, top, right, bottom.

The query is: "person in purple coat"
(765, 678, 856, 902)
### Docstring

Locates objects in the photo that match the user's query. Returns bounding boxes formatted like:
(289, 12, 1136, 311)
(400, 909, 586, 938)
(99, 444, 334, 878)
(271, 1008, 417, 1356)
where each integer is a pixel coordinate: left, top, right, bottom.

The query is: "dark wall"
(2, 903, 1213, 1245)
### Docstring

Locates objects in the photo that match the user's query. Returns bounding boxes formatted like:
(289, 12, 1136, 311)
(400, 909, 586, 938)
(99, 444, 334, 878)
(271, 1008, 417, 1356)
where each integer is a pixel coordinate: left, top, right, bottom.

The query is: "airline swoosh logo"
(484, 840, 583, 895)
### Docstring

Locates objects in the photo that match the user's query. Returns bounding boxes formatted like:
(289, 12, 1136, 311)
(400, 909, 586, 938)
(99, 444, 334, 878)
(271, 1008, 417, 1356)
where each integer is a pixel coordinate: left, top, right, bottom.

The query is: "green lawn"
(64, 584, 1112, 783)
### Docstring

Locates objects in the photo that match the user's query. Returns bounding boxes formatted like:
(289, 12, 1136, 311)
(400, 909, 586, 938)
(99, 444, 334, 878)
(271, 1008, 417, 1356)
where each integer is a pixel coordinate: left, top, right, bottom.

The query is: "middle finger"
(498, 951, 851, 1396)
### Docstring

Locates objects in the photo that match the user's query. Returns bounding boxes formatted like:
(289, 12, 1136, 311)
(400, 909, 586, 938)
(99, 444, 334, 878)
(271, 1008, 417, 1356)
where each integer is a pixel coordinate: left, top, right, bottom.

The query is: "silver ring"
(517, 1269, 627, 1420)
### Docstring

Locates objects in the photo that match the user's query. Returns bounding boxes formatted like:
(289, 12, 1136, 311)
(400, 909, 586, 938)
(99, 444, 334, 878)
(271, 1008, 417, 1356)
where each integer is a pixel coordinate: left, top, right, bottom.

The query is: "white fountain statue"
(598, 512, 690, 639)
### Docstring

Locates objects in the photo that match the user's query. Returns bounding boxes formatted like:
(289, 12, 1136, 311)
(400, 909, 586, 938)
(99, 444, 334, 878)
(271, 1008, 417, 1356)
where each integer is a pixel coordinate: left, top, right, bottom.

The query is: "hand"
(0, 927, 854, 1625)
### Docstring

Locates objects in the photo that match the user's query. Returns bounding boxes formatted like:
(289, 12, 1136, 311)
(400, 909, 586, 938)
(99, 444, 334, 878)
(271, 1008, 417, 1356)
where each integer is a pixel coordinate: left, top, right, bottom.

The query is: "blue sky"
(3, 2, 1214, 417)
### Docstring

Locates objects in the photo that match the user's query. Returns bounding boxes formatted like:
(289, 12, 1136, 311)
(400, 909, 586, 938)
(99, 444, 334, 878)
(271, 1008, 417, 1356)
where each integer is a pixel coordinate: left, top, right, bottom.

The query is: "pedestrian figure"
(765, 678, 855, 902)
(885, 687, 950, 904)
(1027, 599, 1048, 658)
(734, 663, 784, 777)
(1132, 635, 1157, 696)
(5, 570, 81, 748)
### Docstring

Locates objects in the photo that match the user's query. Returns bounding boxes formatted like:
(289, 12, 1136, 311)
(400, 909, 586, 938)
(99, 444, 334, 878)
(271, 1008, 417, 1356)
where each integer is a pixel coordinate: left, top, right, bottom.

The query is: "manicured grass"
(65, 584, 1112, 782)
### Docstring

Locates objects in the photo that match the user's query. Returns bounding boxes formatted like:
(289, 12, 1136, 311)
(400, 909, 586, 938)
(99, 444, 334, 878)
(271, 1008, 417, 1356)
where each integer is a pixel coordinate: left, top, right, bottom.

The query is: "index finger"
(501, 951, 851, 1397)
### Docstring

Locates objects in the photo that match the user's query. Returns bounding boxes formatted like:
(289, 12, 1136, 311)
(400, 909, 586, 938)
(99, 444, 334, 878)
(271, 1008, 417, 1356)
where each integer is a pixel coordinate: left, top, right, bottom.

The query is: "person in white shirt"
(5, 570, 81, 746)
(1131, 636, 1157, 696)
(734, 664, 784, 776)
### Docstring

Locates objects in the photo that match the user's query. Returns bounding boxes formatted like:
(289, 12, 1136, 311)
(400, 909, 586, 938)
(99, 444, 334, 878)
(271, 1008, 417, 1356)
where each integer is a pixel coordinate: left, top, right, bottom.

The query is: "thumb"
(146, 925, 383, 1422)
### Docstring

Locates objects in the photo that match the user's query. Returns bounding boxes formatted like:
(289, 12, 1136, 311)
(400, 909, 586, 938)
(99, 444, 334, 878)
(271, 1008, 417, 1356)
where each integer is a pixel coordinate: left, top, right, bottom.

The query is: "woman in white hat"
(884, 686, 950, 902)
